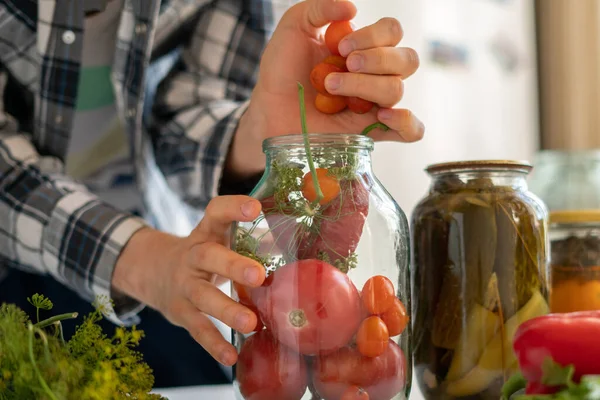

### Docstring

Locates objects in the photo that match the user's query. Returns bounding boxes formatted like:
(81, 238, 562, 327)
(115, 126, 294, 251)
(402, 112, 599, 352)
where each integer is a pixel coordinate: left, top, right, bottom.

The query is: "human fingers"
(193, 195, 261, 239)
(325, 72, 404, 108)
(346, 46, 420, 78)
(338, 17, 403, 56)
(374, 108, 425, 142)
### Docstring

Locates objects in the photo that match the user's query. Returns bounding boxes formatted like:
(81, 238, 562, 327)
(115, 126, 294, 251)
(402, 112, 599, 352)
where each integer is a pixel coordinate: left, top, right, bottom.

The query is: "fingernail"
(339, 39, 355, 57)
(379, 109, 393, 120)
(347, 54, 363, 72)
(241, 200, 256, 218)
(325, 74, 342, 92)
(220, 349, 234, 365)
(236, 312, 251, 330)
(244, 267, 260, 285)
(412, 114, 425, 134)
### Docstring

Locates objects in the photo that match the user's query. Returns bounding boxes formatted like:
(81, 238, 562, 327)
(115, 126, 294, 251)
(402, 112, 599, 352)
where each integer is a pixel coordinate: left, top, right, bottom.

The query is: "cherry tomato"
(325, 21, 354, 56)
(310, 62, 344, 95)
(234, 282, 253, 305)
(347, 97, 374, 114)
(356, 317, 389, 358)
(361, 276, 395, 315)
(324, 55, 348, 71)
(302, 168, 341, 205)
(315, 93, 347, 114)
(312, 340, 406, 400)
(379, 298, 408, 337)
(254, 259, 362, 355)
(237, 330, 308, 400)
(341, 386, 369, 400)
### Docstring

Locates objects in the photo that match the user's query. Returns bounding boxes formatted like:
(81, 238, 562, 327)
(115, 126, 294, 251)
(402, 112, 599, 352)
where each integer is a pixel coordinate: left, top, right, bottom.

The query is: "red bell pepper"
(525, 381, 559, 395)
(513, 311, 600, 384)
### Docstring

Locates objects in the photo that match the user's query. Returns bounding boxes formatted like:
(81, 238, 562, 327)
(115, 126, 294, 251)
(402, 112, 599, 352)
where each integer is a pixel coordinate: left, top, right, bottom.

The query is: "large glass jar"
(230, 134, 411, 400)
(411, 160, 550, 400)
(549, 210, 600, 313)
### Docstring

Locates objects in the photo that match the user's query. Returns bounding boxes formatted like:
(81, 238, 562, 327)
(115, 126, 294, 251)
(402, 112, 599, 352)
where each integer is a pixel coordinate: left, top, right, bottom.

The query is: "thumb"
(281, 0, 357, 34)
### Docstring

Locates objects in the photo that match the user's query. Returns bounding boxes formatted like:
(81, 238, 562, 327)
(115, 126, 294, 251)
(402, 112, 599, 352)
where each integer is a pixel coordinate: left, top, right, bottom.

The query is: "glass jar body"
(549, 214, 600, 313)
(411, 162, 550, 400)
(230, 134, 412, 400)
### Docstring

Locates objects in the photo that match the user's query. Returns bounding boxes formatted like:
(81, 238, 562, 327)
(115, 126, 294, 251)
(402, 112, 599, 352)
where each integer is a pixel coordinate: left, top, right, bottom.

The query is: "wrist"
(112, 227, 179, 308)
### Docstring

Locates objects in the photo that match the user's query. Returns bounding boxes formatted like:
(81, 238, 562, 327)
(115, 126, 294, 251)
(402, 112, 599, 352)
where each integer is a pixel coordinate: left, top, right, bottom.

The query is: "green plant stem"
(361, 122, 390, 136)
(54, 321, 65, 345)
(28, 324, 58, 400)
(297, 82, 323, 204)
(36, 307, 40, 324)
(35, 312, 78, 329)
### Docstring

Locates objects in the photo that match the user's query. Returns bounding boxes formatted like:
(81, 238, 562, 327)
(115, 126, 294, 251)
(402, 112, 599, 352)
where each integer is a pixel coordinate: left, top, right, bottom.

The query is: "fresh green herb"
(27, 293, 53, 323)
(271, 161, 303, 206)
(317, 251, 359, 273)
(0, 295, 165, 399)
(361, 122, 390, 136)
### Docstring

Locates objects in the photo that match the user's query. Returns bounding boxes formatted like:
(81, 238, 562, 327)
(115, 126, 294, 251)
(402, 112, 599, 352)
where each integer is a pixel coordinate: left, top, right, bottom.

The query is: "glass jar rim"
(425, 160, 533, 175)
(263, 133, 374, 152)
(550, 209, 600, 224)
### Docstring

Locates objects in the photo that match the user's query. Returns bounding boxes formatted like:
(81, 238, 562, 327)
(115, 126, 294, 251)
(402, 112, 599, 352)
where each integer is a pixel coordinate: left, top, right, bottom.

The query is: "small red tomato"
(324, 55, 348, 71)
(233, 282, 253, 305)
(347, 97, 374, 114)
(254, 259, 362, 355)
(237, 330, 308, 400)
(310, 62, 344, 95)
(379, 298, 408, 337)
(341, 385, 369, 400)
(301, 168, 341, 205)
(357, 316, 389, 358)
(325, 21, 354, 56)
(313, 340, 407, 400)
(361, 276, 395, 315)
(315, 93, 347, 114)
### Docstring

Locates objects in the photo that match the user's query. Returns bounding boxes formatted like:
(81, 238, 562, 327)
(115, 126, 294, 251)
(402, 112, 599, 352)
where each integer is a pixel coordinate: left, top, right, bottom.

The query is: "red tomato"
(325, 21, 354, 56)
(237, 330, 308, 400)
(341, 386, 369, 400)
(254, 259, 362, 355)
(311, 62, 344, 95)
(379, 298, 408, 337)
(356, 317, 389, 358)
(324, 55, 348, 71)
(347, 97, 374, 114)
(315, 93, 347, 114)
(234, 282, 253, 305)
(361, 276, 395, 315)
(302, 168, 341, 205)
(312, 340, 406, 400)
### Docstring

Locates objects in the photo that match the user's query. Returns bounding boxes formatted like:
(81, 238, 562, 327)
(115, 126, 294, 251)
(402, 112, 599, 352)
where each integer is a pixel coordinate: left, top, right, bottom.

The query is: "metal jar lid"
(550, 209, 600, 224)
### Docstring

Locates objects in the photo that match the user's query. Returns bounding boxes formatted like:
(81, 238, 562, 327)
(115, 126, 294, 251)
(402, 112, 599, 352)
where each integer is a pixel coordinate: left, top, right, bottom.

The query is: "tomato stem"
(361, 122, 390, 136)
(297, 82, 324, 204)
(288, 309, 307, 328)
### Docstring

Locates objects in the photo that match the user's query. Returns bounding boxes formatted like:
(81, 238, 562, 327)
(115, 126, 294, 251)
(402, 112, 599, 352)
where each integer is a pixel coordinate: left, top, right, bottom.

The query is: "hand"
(228, 0, 423, 177)
(113, 196, 265, 366)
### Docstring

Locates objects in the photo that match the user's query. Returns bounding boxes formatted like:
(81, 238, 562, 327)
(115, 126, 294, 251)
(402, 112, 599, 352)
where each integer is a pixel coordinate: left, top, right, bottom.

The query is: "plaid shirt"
(0, 0, 282, 325)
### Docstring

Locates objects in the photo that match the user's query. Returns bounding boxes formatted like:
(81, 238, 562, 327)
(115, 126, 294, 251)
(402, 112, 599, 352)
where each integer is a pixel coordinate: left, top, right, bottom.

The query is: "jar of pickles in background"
(230, 134, 412, 400)
(411, 160, 550, 399)
(549, 210, 600, 313)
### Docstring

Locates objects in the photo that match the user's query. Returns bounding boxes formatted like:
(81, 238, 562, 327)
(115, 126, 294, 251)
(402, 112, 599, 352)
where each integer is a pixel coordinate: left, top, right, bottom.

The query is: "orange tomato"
(361, 275, 395, 315)
(380, 297, 409, 337)
(551, 279, 600, 313)
(310, 62, 344, 95)
(325, 21, 354, 56)
(234, 282, 252, 305)
(301, 168, 341, 205)
(347, 97, 374, 114)
(341, 385, 370, 400)
(323, 55, 348, 71)
(315, 93, 347, 114)
(356, 316, 389, 358)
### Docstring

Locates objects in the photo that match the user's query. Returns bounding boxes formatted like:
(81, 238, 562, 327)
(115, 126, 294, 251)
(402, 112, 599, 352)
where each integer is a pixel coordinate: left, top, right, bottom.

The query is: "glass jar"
(411, 160, 551, 400)
(230, 134, 412, 400)
(549, 210, 600, 313)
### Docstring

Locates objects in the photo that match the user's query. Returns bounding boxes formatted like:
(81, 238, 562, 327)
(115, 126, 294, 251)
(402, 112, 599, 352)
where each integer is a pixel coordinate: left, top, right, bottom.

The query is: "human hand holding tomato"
(228, 0, 423, 178)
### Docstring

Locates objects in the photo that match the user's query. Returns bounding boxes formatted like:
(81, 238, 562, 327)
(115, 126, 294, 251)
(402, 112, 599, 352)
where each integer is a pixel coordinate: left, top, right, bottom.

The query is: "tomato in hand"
(237, 330, 308, 400)
(302, 168, 341, 205)
(347, 97, 374, 114)
(379, 298, 408, 337)
(315, 93, 347, 114)
(254, 259, 362, 355)
(311, 62, 344, 95)
(325, 21, 354, 56)
(324, 55, 348, 71)
(356, 317, 389, 358)
(312, 340, 407, 400)
(362, 276, 395, 315)
(341, 386, 369, 400)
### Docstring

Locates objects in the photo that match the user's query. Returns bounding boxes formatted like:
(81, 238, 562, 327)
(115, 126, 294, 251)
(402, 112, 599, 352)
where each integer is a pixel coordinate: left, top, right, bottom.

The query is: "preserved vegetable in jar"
(549, 210, 600, 313)
(411, 160, 550, 400)
(230, 86, 412, 400)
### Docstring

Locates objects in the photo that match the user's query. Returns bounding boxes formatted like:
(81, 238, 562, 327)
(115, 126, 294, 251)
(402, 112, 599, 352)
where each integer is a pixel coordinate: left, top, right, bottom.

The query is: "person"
(0, 0, 423, 387)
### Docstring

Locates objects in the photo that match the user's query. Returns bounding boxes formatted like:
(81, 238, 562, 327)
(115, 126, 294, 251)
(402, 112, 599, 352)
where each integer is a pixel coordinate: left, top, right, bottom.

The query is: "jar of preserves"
(549, 210, 600, 313)
(230, 133, 412, 400)
(411, 160, 550, 399)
